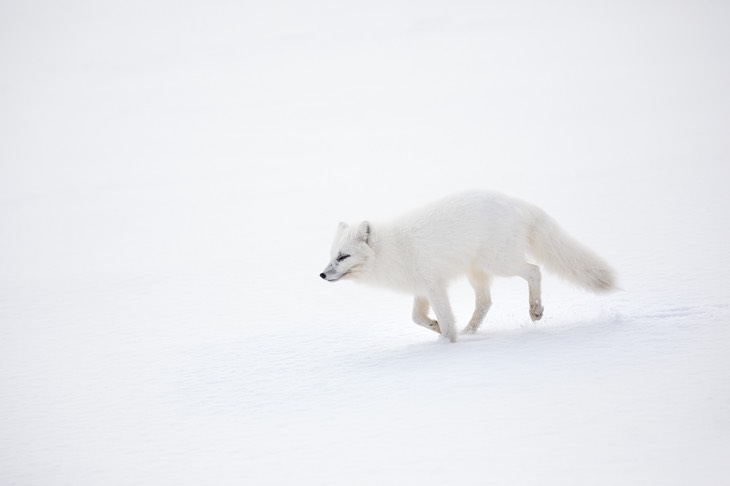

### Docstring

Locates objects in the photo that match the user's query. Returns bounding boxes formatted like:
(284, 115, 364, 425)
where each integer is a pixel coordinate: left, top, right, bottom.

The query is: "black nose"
(319, 273, 326, 279)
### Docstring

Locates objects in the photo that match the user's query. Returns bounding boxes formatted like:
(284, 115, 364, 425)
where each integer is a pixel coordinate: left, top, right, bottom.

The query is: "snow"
(2, 0, 730, 484)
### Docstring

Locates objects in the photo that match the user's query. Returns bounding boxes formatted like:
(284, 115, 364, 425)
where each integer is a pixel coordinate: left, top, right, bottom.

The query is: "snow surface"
(2, 0, 730, 484)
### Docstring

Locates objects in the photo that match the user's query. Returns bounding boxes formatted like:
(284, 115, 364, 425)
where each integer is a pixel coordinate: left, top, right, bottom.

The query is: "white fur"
(320, 190, 615, 342)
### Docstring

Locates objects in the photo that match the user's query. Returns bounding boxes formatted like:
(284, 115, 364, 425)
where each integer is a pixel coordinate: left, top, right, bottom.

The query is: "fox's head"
(319, 221, 375, 282)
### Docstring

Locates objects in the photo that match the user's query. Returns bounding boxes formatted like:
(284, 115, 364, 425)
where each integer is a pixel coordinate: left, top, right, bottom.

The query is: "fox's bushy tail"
(526, 205, 616, 293)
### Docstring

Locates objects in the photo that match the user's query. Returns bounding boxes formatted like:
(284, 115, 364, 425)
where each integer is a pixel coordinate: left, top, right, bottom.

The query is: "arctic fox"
(319, 190, 615, 343)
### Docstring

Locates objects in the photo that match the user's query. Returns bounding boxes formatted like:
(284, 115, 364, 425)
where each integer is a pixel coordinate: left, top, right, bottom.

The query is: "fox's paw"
(428, 320, 442, 334)
(461, 323, 479, 334)
(530, 303, 544, 321)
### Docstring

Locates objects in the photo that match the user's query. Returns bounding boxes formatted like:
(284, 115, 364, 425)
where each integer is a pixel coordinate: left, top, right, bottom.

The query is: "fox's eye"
(337, 254, 350, 262)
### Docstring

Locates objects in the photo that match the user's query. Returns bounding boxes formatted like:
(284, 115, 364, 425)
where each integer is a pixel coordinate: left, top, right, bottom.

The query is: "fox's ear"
(337, 222, 348, 232)
(357, 221, 371, 244)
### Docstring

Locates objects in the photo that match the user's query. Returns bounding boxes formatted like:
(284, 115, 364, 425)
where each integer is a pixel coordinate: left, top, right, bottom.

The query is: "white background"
(2, 1, 729, 484)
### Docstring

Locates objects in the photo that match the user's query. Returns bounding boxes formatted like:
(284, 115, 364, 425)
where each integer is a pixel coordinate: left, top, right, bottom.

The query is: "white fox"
(319, 190, 615, 342)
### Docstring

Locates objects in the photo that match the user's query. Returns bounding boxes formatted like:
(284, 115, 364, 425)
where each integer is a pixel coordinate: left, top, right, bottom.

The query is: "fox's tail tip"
(586, 267, 618, 293)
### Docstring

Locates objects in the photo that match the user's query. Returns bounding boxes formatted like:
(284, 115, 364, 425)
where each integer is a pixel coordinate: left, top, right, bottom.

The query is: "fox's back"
(390, 191, 531, 279)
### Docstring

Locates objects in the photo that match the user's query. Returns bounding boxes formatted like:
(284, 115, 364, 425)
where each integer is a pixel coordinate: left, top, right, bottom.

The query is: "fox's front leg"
(425, 286, 458, 343)
(412, 296, 441, 334)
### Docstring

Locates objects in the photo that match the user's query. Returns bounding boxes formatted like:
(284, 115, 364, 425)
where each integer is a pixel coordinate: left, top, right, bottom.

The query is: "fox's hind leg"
(462, 268, 492, 334)
(518, 263, 544, 321)
(412, 296, 441, 334)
